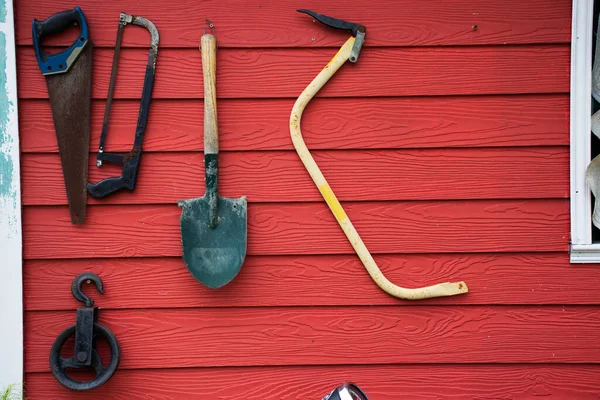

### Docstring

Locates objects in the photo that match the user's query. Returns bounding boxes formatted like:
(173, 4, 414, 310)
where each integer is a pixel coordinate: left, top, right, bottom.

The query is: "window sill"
(571, 244, 600, 263)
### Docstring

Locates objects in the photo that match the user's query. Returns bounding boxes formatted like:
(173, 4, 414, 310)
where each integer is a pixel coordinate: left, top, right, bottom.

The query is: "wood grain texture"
(23, 253, 600, 310)
(24, 365, 600, 400)
(15, 0, 570, 48)
(18, 95, 570, 153)
(21, 147, 569, 205)
(16, 46, 570, 99)
(201, 34, 219, 154)
(24, 306, 600, 372)
(22, 200, 569, 259)
(17, 0, 587, 394)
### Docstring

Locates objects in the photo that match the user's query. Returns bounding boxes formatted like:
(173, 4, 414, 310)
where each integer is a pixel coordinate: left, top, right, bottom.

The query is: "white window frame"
(0, 0, 23, 388)
(570, 0, 600, 262)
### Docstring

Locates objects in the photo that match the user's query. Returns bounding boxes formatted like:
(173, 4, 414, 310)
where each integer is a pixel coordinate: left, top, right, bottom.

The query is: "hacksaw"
(88, 13, 159, 199)
(32, 7, 92, 224)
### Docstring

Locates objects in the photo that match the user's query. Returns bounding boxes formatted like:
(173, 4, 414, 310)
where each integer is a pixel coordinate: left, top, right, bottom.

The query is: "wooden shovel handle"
(201, 34, 218, 155)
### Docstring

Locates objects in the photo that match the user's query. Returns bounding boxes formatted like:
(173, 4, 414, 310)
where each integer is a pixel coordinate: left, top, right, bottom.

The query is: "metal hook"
(203, 19, 218, 50)
(71, 272, 104, 307)
(204, 19, 216, 35)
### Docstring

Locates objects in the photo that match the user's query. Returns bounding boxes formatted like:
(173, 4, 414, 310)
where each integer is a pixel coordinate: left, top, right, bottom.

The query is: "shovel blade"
(178, 195, 247, 288)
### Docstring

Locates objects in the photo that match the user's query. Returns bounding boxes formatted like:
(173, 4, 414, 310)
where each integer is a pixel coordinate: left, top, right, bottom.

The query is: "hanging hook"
(71, 272, 104, 307)
(204, 19, 216, 35)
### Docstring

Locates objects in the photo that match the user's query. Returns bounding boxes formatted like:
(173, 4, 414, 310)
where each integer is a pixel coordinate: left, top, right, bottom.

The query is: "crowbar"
(290, 10, 468, 300)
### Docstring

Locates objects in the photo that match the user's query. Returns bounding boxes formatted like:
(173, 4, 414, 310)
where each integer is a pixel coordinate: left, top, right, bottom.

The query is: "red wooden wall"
(15, 0, 600, 398)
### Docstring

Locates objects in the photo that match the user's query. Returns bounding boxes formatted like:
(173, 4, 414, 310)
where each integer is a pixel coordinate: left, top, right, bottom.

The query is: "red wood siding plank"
(22, 200, 568, 259)
(23, 253, 600, 310)
(21, 148, 569, 206)
(24, 306, 600, 372)
(15, 0, 571, 48)
(16, 46, 570, 99)
(24, 365, 600, 400)
(18, 95, 570, 153)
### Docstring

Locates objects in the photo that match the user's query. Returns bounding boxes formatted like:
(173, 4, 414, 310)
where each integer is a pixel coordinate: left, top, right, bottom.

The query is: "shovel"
(178, 23, 248, 289)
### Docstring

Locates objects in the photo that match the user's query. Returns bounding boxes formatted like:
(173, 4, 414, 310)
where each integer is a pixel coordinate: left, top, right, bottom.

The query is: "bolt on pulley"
(87, 13, 159, 198)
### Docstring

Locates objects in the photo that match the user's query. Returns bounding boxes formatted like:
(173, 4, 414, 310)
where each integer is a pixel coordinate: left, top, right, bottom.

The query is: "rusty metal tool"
(50, 272, 120, 390)
(32, 7, 92, 224)
(178, 21, 247, 289)
(87, 13, 159, 198)
(291, 10, 468, 300)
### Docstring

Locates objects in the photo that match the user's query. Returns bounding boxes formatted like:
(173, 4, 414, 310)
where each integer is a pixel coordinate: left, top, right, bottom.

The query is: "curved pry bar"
(88, 13, 159, 199)
(290, 13, 468, 300)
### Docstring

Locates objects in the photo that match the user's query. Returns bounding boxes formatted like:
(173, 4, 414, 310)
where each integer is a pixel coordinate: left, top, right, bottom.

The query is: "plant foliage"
(1, 384, 25, 400)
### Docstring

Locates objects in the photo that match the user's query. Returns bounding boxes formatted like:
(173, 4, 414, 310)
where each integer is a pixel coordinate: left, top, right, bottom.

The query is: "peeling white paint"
(0, 0, 23, 388)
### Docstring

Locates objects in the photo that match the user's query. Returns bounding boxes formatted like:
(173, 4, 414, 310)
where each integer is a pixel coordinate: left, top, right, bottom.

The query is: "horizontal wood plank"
(24, 306, 600, 372)
(22, 200, 569, 259)
(23, 253, 600, 310)
(16, 0, 570, 48)
(17, 46, 570, 99)
(21, 147, 569, 205)
(18, 95, 570, 153)
(24, 365, 600, 400)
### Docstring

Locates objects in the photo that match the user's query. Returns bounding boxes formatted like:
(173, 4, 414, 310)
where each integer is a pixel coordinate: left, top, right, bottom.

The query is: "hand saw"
(87, 13, 159, 199)
(33, 7, 92, 224)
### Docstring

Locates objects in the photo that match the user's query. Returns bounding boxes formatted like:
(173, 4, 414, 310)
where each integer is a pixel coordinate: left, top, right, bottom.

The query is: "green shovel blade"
(178, 195, 247, 288)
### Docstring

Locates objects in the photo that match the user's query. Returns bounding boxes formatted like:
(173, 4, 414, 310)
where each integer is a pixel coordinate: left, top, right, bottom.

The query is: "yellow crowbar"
(290, 10, 468, 300)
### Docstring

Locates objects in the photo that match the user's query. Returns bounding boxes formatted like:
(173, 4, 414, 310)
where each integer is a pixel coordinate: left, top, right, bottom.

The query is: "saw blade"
(45, 42, 92, 224)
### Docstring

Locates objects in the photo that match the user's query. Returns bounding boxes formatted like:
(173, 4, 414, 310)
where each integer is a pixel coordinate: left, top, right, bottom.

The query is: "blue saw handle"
(32, 6, 89, 75)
